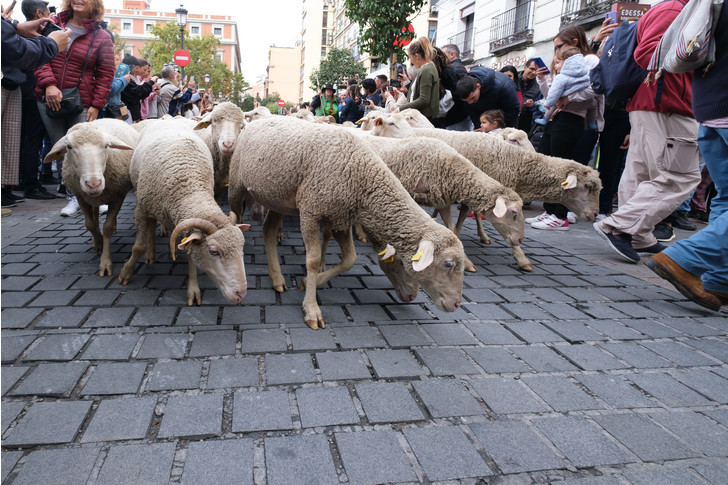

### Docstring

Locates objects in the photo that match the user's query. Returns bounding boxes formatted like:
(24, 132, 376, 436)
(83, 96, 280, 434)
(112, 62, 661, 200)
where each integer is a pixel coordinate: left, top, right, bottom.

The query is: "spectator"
(313, 83, 339, 122)
(516, 59, 541, 133)
(104, 56, 131, 120)
(440, 43, 470, 131)
(120, 55, 157, 123)
(360, 78, 379, 116)
(2, 13, 69, 209)
(33, 0, 115, 216)
(476, 109, 505, 134)
(137, 60, 157, 120)
(499, 65, 522, 110)
(454, 66, 520, 130)
(339, 84, 363, 124)
(594, 0, 700, 263)
(397, 36, 440, 121)
(374, 74, 388, 107)
(646, 1, 728, 310)
(157, 66, 190, 117)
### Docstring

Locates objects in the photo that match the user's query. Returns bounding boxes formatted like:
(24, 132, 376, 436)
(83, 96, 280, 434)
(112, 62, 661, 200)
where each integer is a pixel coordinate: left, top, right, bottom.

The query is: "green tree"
(343, 0, 427, 76)
(108, 23, 126, 60)
(308, 47, 366, 93)
(140, 22, 248, 104)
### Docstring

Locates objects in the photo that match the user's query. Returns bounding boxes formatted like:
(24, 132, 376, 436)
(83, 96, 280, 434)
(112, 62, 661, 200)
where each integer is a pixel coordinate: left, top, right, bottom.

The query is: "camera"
(41, 21, 63, 37)
(390, 80, 401, 88)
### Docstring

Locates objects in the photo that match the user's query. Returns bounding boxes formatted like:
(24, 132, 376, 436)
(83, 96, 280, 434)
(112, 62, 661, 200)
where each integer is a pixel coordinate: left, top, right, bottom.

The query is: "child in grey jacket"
(543, 47, 591, 112)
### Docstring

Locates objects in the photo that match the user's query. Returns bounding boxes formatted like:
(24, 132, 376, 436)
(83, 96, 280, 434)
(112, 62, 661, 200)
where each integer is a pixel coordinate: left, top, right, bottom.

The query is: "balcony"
(561, 0, 635, 27)
(447, 26, 475, 62)
(489, 2, 534, 55)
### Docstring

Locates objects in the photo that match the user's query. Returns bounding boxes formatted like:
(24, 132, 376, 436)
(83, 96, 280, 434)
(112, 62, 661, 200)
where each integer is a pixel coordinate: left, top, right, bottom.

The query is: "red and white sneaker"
(524, 211, 549, 224)
(531, 214, 569, 231)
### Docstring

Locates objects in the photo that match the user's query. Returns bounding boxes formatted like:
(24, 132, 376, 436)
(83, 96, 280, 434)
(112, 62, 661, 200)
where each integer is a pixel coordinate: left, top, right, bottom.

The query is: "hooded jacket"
(463, 67, 520, 128)
(544, 54, 591, 108)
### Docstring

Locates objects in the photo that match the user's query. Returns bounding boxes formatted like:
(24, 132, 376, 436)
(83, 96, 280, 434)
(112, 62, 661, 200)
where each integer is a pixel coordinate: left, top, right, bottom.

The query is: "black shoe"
(593, 222, 640, 263)
(24, 186, 56, 200)
(2, 188, 24, 203)
(635, 242, 667, 254)
(668, 210, 696, 231)
(688, 210, 709, 223)
(40, 173, 59, 184)
(1, 197, 17, 208)
(653, 222, 675, 242)
(57, 184, 67, 195)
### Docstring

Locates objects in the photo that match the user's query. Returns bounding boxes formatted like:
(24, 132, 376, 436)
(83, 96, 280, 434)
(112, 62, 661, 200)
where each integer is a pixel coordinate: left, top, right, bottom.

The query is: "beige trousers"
(600, 110, 700, 248)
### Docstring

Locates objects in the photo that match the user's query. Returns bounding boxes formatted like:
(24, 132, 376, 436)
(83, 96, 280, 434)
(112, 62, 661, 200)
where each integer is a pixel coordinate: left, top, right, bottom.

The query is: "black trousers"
(537, 111, 585, 220)
(19, 98, 47, 191)
(596, 107, 630, 214)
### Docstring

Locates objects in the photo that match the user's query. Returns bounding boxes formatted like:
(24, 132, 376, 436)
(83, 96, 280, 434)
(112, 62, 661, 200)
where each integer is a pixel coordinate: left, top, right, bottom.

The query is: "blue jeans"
(664, 126, 728, 292)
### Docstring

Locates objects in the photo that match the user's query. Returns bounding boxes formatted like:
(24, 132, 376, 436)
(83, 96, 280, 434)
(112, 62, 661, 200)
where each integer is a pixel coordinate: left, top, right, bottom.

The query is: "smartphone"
(532, 57, 550, 75)
(41, 21, 63, 37)
(386, 86, 395, 92)
(189, 75, 195, 83)
(396, 63, 405, 77)
(390, 80, 401, 88)
(605, 11, 617, 24)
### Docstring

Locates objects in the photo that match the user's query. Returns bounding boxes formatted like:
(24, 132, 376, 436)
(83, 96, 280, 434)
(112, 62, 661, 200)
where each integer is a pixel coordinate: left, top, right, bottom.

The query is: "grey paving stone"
(501, 302, 555, 320)
(671, 369, 728, 403)
(10, 361, 88, 397)
(1, 308, 43, 329)
(693, 463, 728, 484)
(556, 344, 630, 371)
(181, 439, 255, 485)
(23, 333, 90, 361)
(241, 328, 287, 353)
(466, 347, 530, 373)
(366, 349, 426, 379)
(542, 321, 608, 343)
(1, 335, 35, 362)
(599, 342, 672, 369)
(404, 426, 492, 480)
(462, 288, 504, 303)
(651, 410, 728, 457)
(238, 289, 277, 305)
(420, 323, 479, 345)
(509, 345, 578, 372)
(81, 362, 147, 395)
(265, 353, 317, 385)
(415, 347, 480, 376)
(558, 476, 626, 485)
(4, 276, 43, 291)
(346, 304, 393, 322)
(412, 378, 485, 418)
(335, 430, 417, 484)
(175, 306, 219, 326)
(587, 320, 644, 340)
(189, 330, 237, 357)
(233, 389, 293, 432)
(116, 288, 161, 306)
(628, 372, 713, 407)
(577, 302, 629, 319)
(158, 392, 223, 438)
(659, 318, 724, 337)
(11, 447, 100, 485)
(288, 327, 337, 351)
(1, 366, 28, 395)
(265, 435, 338, 485)
(26, 289, 80, 307)
(641, 340, 720, 366)
(316, 350, 371, 380)
(3, 400, 92, 446)
(35, 306, 91, 328)
(334, 326, 386, 349)
(575, 374, 659, 409)
(207, 357, 259, 389)
(534, 415, 636, 467)
(463, 303, 515, 320)
(146, 361, 203, 391)
(465, 322, 522, 345)
(96, 442, 176, 485)
(470, 377, 551, 414)
(81, 333, 140, 360)
(74, 289, 121, 307)
(2, 401, 26, 433)
(136, 333, 189, 359)
(623, 468, 706, 485)
(385, 303, 433, 320)
(1, 290, 39, 308)
(521, 375, 603, 412)
(296, 386, 360, 427)
(221, 306, 263, 325)
(625, 319, 683, 338)
(704, 408, 728, 428)
(539, 303, 594, 321)
(83, 307, 135, 327)
(504, 321, 564, 343)
(1, 451, 22, 483)
(129, 306, 178, 327)
(81, 396, 156, 442)
(470, 419, 565, 473)
(352, 289, 397, 304)
(264, 305, 304, 324)
(378, 324, 431, 347)
(687, 338, 728, 363)
(594, 413, 699, 461)
(355, 381, 425, 423)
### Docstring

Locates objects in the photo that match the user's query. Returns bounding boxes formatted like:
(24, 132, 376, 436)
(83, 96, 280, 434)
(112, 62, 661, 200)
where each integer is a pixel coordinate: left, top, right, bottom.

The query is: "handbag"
(105, 104, 128, 120)
(45, 28, 98, 119)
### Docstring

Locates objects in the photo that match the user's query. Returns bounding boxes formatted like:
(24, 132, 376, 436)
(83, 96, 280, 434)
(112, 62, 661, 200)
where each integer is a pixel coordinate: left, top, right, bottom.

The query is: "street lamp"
(175, 4, 188, 77)
(204, 73, 210, 95)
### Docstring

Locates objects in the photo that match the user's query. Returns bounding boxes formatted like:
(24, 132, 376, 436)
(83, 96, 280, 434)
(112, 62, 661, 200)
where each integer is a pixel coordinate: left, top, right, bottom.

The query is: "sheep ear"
(414, 177, 430, 194)
(177, 232, 203, 250)
(378, 244, 396, 261)
(106, 135, 134, 151)
(412, 240, 435, 272)
(561, 174, 577, 189)
(493, 196, 507, 218)
(237, 224, 250, 232)
(374, 117, 384, 126)
(44, 136, 68, 163)
(194, 112, 213, 130)
(355, 117, 365, 125)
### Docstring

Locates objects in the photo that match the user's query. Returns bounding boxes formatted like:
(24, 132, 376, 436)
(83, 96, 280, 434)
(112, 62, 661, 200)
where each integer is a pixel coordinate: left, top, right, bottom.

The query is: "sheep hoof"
(118, 275, 130, 286)
(277, 233, 285, 244)
(304, 316, 325, 330)
(187, 293, 202, 306)
(518, 263, 534, 272)
(479, 237, 491, 245)
(299, 278, 307, 291)
(159, 226, 168, 237)
(98, 263, 112, 277)
(273, 284, 287, 293)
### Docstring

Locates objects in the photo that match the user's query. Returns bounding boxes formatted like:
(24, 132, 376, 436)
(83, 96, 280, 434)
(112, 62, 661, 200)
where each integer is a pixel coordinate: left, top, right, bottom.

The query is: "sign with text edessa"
(612, 3, 651, 23)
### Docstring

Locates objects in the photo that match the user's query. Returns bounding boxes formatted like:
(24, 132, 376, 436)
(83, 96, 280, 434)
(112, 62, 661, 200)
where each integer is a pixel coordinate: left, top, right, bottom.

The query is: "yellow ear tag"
(377, 248, 388, 256)
(382, 256, 394, 263)
(411, 249, 423, 261)
(560, 180, 569, 186)
(180, 237, 189, 245)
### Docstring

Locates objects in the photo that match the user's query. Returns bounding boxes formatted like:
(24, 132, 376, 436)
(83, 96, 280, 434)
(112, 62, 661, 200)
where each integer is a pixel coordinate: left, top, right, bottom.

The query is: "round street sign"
(277, 99, 285, 107)
(173, 49, 191, 67)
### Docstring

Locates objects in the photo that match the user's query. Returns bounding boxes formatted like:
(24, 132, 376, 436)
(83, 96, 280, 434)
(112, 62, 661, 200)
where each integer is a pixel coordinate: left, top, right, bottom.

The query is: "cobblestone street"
(2, 192, 727, 484)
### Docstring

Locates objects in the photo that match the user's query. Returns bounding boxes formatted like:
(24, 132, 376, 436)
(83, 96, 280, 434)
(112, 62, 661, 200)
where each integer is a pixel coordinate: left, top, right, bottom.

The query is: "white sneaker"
(567, 212, 577, 224)
(531, 214, 569, 231)
(524, 211, 549, 224)
(596, 213, 608, 222)
(60, 196, 79, 217)
(99, 204, 108, 215)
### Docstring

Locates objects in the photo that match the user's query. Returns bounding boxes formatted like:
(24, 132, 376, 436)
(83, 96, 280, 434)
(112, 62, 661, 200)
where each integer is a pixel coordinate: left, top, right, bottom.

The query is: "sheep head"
(170, 213, 250, 304)
(376, 249, 421, 304)
(557, 167, 602, 221)
(401, 108, 435, 128)
(243, 106, 272, 122)
(44, 123, 133, 197)
(369, 113, 416, 138)
(481, 195, 525, 247)
(293, 110, 314, 121)
(195, 102, 246, 154)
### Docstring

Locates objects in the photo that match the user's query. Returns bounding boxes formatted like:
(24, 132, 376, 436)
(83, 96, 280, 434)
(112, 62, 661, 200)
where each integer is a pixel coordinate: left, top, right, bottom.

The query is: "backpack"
(167, 89, 183, 116)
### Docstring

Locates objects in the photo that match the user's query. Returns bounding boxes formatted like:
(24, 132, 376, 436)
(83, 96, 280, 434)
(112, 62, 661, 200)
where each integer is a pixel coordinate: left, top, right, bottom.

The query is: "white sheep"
(490, 127, 535, 151)
(44, 119, 138, 276)
(243, 106, 272, 122)
(228, 116, 466, 330)
(293, 110, 314, 121)
(399, 108, 435, 128)
(118, 121, 250, 306)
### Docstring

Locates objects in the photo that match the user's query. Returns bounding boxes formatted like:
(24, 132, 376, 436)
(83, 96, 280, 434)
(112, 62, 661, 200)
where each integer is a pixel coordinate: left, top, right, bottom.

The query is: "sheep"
(118, 121, 250, 306)
(293, 109, 314, 121)
(243, 106, 272, 122)
(400, 108, 435, 128)
(192, 102, 246, 201)
(490, 127, 535, 151)
(44, 119, 138, 277)
(228, 116, 466, 330)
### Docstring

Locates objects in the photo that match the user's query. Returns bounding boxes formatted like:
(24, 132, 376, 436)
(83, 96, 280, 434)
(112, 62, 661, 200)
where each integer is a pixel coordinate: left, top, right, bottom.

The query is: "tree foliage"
(343, 0, 427, 66)
(140, 22, 248, 104)
(308, 47, 366, 92)
(256, 92, 294, 114)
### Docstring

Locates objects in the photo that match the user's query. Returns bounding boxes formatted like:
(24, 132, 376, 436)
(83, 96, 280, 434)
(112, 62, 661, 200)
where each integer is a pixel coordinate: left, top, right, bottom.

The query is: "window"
(122, 21, 132, 32)
(215, 50, 223, 62)
(428, 20, 437, 42)
(321, 29, 328, 45)
(190, 25, 200, 35)
(321, 47, 327, 59)
(213, 25, 223, 37)
(145, 22, 154, 33)
(322, 11, 328, 28)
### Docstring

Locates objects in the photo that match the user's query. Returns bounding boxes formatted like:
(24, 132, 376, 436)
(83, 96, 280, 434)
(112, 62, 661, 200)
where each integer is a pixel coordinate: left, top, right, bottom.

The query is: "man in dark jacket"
(517, 59, 542, 133)
(441, 43, 470, 131)
(454, 66, 520, 129)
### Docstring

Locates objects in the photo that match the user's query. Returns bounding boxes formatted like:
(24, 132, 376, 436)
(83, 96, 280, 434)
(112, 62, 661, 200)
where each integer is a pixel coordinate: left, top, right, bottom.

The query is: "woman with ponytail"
(397, 36, 440, 121)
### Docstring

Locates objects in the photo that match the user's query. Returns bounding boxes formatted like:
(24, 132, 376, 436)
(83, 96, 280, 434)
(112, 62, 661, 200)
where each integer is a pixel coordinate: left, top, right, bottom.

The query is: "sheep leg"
(228, 186, 245, 223)
(299, 218, 325, 330)
(119, 216, 155, 285)
(145, 220, 157, 264)
(353, 223, 368, 243)
(475, 215, 491, 244)
(430, 207, 439, 219)
(158, 223, 168, 238)
(512, 245, 534, 272)
(77, 198, 103, 252)
(186, 256, 201, 306)
(303, 227, 356, 288)
(454, 205, 469, 238)
(319, 227, 332, 273)
(98, 200, 122, 277)
(277, 218, 285, 244)
(263, 210, 287, 292)
(439, 206, 456, 231)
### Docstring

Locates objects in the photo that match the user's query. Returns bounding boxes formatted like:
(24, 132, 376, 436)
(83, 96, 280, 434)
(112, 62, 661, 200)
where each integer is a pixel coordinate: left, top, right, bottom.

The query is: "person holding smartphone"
(396, 36, 440, 121)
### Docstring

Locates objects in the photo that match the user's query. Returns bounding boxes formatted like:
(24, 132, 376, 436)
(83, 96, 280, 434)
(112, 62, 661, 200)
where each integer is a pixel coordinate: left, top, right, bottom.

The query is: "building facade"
(266, 46, 303, 104)
(104, 0, 242, 73)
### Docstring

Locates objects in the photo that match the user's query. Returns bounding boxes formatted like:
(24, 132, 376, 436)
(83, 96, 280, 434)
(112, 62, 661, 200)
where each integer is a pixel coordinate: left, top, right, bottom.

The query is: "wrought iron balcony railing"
(447, 26, 475, 61)
(489, 1, 534, 55)
(561, 0, 636, 26)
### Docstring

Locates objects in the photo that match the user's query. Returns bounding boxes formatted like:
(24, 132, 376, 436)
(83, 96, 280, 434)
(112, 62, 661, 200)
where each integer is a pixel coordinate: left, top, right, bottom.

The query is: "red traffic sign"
(394, 24, 415, 47)
(173, 49, 191, 67)
(277, 99, 285, 107)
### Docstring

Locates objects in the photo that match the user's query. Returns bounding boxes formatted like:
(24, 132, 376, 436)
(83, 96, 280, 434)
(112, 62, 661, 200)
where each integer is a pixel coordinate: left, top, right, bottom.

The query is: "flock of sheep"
(44, 104, 602, 330)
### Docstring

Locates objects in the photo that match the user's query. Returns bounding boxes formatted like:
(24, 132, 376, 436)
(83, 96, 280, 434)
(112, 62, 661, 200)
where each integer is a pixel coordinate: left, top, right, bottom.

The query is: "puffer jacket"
(464, 67, 521, 129)
(34, 11, 115, 110)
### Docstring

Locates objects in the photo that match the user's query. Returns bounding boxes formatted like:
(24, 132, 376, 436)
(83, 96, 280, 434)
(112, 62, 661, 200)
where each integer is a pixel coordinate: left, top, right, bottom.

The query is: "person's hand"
(47, 27, 72, 51)
(15, 17, 48, 37)
(382, 90, 390, 101)
(123, 73, 131, 83)
(151, 75, 159, 83)
(555, 95, 570, 110)
(397, 71, 410, 83)
(536, 67, 549, 79)
(1, 0, 16, 19)
(86, 106, 99, 122)
(44, 85, 63, 111)
(524, 98, 534, 108)
(620, 134, 630, 150)
(594, 18, 617, 43)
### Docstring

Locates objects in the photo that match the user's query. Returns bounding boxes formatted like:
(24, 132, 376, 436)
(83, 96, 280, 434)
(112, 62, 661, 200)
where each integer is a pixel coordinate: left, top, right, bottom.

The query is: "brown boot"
(645, 253, 722, 311)
(706, 289, 728, 305)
